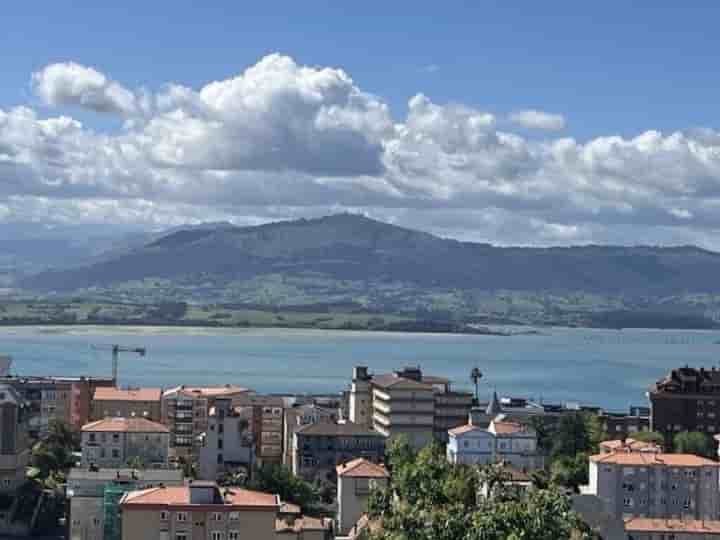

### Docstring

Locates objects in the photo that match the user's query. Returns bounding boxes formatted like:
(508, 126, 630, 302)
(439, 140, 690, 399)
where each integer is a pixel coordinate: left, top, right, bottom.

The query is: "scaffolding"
(103, 483, 136, 540)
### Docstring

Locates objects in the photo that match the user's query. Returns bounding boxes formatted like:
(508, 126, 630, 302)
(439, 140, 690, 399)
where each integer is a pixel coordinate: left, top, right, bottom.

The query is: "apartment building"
(236, 395, 285, 466)
(292, 422, 385, 482)
(119, 482, 281, 540)
(587, 452, 720, 520)
(336, 458, 389, 535)
(349, 366, 472, 450)
(0, 375, 114, 437)
(91, 387, 162, 422)
(198, 397, 254, 481)
(67, 467, 184, 540)
(81, 417, 170, 469)
(649, 366, 720, 445)
(0, 384, 29, 493)
(161, 385, 253, 459)
(283, 404, 338, 467)
(446, 415, 543, 469)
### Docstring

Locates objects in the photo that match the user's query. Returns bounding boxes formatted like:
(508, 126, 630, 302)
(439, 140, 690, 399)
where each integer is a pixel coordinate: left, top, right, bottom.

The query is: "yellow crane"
(91, 344, 146, 385)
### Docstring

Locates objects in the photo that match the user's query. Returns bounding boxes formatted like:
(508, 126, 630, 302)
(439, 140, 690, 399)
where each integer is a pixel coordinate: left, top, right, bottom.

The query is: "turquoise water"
(2, 325, 719, 410)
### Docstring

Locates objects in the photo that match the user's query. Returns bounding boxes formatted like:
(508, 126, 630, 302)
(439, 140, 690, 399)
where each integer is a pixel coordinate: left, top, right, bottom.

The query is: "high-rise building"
(0, 384, 30, 493)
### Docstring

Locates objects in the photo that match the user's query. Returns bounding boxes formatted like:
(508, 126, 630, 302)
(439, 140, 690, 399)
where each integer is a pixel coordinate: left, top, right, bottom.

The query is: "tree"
(367, 444, 598, 540)
(552, 413, 591, 459)
(674, 431, 713, 457)
(551, 453, 589, 492)
(631, 431, 664, 445)
(247, 464, 320, 514)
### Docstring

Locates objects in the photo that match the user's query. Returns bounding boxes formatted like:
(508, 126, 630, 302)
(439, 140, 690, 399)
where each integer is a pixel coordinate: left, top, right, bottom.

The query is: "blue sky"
(2, 2, 720, 246)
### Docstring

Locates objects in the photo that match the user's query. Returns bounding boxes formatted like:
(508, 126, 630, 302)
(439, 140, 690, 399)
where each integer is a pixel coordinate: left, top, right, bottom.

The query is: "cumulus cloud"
(509, 109, 566, 131)
(3, 54, 720, 248)
(32, 62, 139, 116)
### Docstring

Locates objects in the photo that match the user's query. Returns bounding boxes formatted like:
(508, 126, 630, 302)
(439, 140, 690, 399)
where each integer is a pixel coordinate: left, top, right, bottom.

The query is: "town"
(1, 351, 719, 539)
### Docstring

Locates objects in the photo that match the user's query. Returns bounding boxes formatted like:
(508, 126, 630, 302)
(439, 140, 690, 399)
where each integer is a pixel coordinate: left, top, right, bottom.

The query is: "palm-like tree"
(470, 367, 483, 403)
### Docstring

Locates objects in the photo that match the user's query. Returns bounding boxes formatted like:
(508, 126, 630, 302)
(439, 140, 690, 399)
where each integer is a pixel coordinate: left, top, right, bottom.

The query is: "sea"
(1, 325, 719, 411)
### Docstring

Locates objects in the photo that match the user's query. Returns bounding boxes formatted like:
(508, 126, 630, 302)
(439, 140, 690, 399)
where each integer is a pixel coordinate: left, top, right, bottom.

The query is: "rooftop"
(590, 452, 719, 467)
(448, 424, 487, 437)
(624, 518, 720, 534)
(490, 420, 532, 435)
(336, 458, 389, 478)
(296, 422, 384, 437)
(163, 384, 251, 398)
(93, 387, 162, 402)
(121, 485, 278, 508)
(82, 417, 170, 433)
(599, 438, 662, 453)
(276, 516, 332, 534)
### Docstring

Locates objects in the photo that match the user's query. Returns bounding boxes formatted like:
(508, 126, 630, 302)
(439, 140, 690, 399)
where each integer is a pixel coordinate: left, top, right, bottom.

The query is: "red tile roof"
(336, 458, 389, 478)
(625, 518, 720, 534)
(448, 424, 486, 436)
(82, 417, 169, 433)
(491, 421, 526, 435)
(93, 387, 162, 402)
(121, 485, 278, 508)
(590, 452, 719, 467)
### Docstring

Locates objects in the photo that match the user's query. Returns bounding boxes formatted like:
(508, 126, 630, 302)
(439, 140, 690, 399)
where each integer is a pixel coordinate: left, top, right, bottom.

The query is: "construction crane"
(91, 344, 146, 385)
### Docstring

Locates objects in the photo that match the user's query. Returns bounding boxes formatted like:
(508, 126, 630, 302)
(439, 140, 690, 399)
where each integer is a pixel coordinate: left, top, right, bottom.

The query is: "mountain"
(19, 213, 720, 297)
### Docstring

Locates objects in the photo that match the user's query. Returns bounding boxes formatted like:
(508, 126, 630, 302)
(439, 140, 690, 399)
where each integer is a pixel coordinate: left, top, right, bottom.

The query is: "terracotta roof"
(625, 518, 720, 534)
(295, 422, 384, 437)
(336, 458, 389, 478)
(599, 438, 662, 453)
(93, 387, 161, 402)
(82, 417, 169, 433)
(276, 516, 331, 533)
(491, 421, 527, 435)
(448, 424, 487, 436)
(121, 485, 278, 508)
(590, 452, 719, 467)
(279, 502, 301, 515)
(163, 385, 251, 398)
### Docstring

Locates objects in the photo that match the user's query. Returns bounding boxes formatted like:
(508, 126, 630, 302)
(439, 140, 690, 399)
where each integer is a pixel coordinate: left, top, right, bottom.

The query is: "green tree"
(550, 453, 589, 492)
(551, 413, 591, 459)
(584, 414, 608, 454)
(674, 431, 713, 457)
(630, 431, 664, 445)
(247, 464, 320, 514)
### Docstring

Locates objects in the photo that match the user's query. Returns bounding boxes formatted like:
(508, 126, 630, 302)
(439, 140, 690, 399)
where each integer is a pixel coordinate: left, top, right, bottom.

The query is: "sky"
(2, 2, 720, 247)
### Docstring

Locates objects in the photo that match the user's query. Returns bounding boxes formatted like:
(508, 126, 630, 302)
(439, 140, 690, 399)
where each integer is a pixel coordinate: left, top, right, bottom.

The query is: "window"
(112, 449, 120, 458)
(229, 512, 239, 521)
(228, 532, 240, 540)
(463, 440, 469, 448)
(211, 512, 223, 521)
(218, 438, 223, 450)
(176, 512, 188, 522)
(623, 498, 633, 507)
(175, 533, 188, 540)
(211, 532, 224, 540)
(219, 424, 224, 434)
(112, 433, 120, 442)
(217, 453, 223, 464)
(684, 498, 691, 509)
(160, 511, 168, 521)
(89, 433, 96, 442)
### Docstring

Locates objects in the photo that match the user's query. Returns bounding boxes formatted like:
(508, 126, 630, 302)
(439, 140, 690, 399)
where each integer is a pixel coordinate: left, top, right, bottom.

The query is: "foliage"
(247, 464, 320, 514)
(367, 440, 597, 540)
(631, 431, 665, 445)
(551, 413, 592, 459)
(529, 416, 556, 455)
(551, 453, 589, 492)
(30, 419, 78, 486)
(126, 456, 145, 470)
(673, 431, 714, 457)
(176, 456, 197, 479)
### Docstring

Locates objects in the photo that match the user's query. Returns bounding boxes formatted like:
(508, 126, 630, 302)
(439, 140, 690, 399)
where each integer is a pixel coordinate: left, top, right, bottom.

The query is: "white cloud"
(2, 54, 720, 248)
(32, 62, 139, 116)
(509, 109, 566, 131)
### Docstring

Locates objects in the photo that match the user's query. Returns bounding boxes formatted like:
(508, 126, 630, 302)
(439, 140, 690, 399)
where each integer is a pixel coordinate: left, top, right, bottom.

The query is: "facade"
(238, 395, 285, 466)
(81, 417, 170, 469)
(336, 458, 389, 536)
(446, 415, 543, 470)
(283, 404, 338, 467)
(0, 385, 29, 493)
(119, 482, 281, 540)
(91, 387, 162, 422)
(161, 385, 253, 459)
(292, 422, 386, 482)
(0, 375, 114, 437)
(348, 366, 472, 451)
(649, 366, 720, 445)
(624, 518, 720, 539)
(599, 408, 651, 439)
(198, 398, 254, 481)
(67, 468, 184, 540)
(587, 452, 720, 520)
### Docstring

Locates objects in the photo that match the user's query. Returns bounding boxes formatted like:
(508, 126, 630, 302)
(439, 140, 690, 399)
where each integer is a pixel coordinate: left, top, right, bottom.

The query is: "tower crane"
(91, 344, 146, 385)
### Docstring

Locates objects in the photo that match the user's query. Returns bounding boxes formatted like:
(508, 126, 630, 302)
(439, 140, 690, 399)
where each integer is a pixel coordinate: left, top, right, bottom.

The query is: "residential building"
(283, 404, 338, 467)
(81, 417, 170, 469)
(292, 422, 386, 482)
(67, 467, 184, 540)
(586, 452, 720, 520)
(599, 407, 651, 439)
(624, 518, 720, 539)
(0, 375, 114, 437)
(348, 366, 472, 450)
(446, 414, 543, 470)
(198, 397, 254, 481)
(336, 458, 389, 535)
(649, 366, 720, 445)
(161, 384, 253, 459)
(478, 464, 533, 499)
(238, 394, 285, 466)
(0, 384, 29, 493)
(91, 387, 162, 422)
(119, 481, 315, 540)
